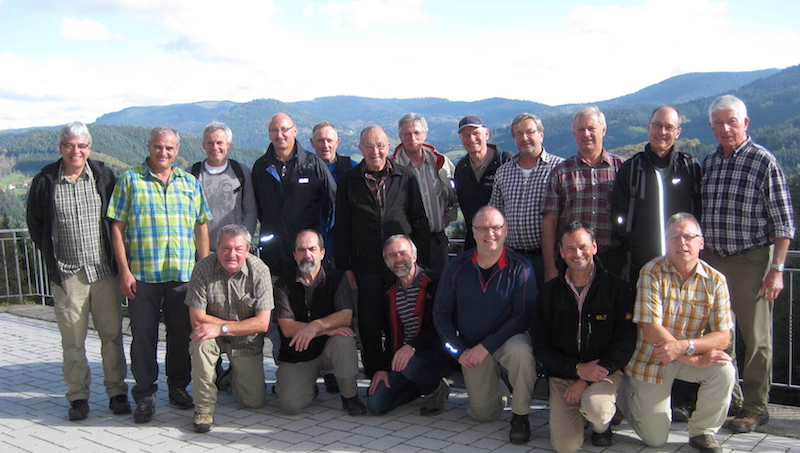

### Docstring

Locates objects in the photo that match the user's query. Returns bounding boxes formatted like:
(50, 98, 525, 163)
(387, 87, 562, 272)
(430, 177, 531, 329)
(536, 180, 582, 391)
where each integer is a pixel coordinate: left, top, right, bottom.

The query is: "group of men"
(27, 94, 793, 452)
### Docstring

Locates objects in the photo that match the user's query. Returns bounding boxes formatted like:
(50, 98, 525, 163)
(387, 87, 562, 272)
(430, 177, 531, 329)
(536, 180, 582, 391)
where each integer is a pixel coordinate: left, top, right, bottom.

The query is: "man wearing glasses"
(624, 213, 735, 453)
(28, 121, 130, 421)
(334, 125, 430, 381)
(434, 206, 536, 445)
(252, 112, 336, 276)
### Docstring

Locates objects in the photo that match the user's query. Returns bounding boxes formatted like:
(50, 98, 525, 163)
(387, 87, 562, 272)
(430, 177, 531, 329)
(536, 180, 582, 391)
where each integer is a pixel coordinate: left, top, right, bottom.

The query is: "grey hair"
(708, 95, 747, 123)
(398, 113, 428, 133)
(149, 126, 180, 146)
(202, 121, 232, 144)
(382, 234, 418, 260)
(312, 121, 337, 135)
(217, 224, 252, 246)
(296, 229, 325, 250)
(57, 121, 92, 149)
(666, 212, 703, 236)
(511, 113, 544, 133)
(572, 106, 606, 129)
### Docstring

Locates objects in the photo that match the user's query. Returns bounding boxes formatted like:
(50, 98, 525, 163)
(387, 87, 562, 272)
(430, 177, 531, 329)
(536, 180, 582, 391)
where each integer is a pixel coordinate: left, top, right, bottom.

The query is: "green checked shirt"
(107, 161, 212, 283)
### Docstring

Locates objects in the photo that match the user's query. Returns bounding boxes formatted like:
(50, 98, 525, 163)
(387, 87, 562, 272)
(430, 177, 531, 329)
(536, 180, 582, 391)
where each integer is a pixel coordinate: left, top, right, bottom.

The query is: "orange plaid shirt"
(626, 256, 733, 384)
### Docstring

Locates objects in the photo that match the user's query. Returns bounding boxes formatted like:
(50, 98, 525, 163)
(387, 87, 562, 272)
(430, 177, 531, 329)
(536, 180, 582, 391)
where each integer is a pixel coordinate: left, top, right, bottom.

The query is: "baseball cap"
(458, 115, 486, 132)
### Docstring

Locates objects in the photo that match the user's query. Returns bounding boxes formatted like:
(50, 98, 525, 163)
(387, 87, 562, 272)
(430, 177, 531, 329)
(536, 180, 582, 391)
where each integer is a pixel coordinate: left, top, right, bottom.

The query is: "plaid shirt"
(490, 149, 564, 250)
(701, 137, 795, 256)
(626, 256, 733, 384)
(107, 162, 212, 283)
(185, 254, 273, 357)
(543, 150, 623, 251)
(53, 164, 111, 283)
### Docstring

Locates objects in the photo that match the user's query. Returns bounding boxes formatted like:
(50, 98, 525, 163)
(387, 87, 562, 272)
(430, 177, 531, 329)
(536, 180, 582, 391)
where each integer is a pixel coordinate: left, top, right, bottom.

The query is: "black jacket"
(334, 161, 431, 272)
(531, 259, 636, 380)
(252, 143, 336, 275)
(610, 145, 701, 283)
(331, 154, 355, 182)
(453, 144, 513, 249)
(26, 158, 117, 287)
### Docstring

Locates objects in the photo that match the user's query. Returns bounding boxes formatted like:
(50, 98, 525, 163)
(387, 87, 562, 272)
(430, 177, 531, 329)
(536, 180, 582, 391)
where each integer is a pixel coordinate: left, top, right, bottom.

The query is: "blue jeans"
(367, 350, 450, 415)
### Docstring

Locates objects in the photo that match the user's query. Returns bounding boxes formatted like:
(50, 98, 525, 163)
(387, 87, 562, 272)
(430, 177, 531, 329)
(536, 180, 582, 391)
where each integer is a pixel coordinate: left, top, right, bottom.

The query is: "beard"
(391, 260, 413, 278)
(298, 258, 318, 274)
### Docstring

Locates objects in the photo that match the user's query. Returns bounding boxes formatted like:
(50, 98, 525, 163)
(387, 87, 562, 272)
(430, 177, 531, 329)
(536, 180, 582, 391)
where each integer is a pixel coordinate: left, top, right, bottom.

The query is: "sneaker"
(509, 413, 530, 444)
(420, 379, 450, 416)
(68, 399, 89, 421)
(215, 365, 234, 395)
(323, 373, 340, 394)
(109, 394, 131, 415)
(591, 427, 614, 447)
(727, 408, 769, 434)
(193, 412, 214, 433)
(689, 434, 722, 453)
(341, 395, 367, 416)
(133, 400, 155, 424)
(168, 387, 195, 410)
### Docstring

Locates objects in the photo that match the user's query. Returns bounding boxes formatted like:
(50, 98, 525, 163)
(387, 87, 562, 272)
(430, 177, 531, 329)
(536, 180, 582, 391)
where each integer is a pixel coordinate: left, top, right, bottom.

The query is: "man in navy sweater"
(434, 206, 537, 444)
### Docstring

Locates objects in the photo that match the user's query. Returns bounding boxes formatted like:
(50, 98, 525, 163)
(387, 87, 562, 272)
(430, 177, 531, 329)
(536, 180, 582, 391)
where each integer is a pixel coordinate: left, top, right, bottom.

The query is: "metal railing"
(1, 228, 798, 395)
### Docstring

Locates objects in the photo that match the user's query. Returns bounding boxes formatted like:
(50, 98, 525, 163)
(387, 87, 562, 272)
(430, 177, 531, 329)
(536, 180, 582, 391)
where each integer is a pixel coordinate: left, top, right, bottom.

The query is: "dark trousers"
(427, 231, 450, 275)
(354, 269, 392, 378)
(367, 350, 451, 415)
(128, 281, 191, 403)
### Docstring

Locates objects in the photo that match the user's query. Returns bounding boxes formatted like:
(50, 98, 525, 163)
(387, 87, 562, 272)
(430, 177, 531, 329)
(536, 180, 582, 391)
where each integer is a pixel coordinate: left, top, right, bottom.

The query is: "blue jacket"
(433, 247, 536, 357)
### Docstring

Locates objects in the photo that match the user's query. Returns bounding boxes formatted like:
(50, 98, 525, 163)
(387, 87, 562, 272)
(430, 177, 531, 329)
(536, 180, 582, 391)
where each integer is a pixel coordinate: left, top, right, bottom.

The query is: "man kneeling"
(625, 213, 735, 453)
(274, 230, 367, 416)
(187, 224, 273, 433)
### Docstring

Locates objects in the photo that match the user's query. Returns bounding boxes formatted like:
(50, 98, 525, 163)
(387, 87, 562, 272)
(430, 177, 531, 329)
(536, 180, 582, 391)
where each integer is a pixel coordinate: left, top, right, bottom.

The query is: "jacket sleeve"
(596, 281, 637, 373)
(26, 174, 47, 248)
(610, 159, 634, 245)
(433, 262, 465, 358)
(405, 172, 431, 267)
(317, 158, 337, 238)
(480, 259, 536, 354)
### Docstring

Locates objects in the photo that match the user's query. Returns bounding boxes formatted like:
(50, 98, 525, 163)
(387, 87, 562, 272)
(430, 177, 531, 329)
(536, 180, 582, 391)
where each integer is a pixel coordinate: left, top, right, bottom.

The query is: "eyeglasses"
(512, 129, 539, 139)
(268, 126, 296, 135)
(361, 143, 389, 151)
(669, 234, 702, 243)
(61, 143, 90, 150)
(648, 122, 679, 133)
(399, 130, 424, 138)
(473, 224, 505, 233)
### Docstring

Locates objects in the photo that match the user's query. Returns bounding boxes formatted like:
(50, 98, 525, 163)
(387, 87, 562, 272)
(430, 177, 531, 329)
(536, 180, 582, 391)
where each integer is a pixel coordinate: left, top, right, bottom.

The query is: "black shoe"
(68, 399, 89, 421)
(509, 413, 530, 444)
(341, 395, 367, 416)
(673, 405, 691, 422)
(215, 365, 234, 394)
(689, 434, 722, 453)
(323, 373, 340, 394)
(109, 394, 131, 415)
(133, 401, 155, 424)
(168, 387, 194, 410)
(611, 408, 624, 425)
(591, 427, 614, 447)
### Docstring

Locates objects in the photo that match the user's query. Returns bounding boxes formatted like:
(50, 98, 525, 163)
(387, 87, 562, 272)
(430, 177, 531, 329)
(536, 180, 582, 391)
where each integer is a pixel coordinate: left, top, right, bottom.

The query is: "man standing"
(334, 125, 430, 379)
(453, 115, 512, 251)
(490, 113, 564, 286)
(186, 224, 273, 433)
(625, 213, 735, 453)
(367, 235, 456, 416)
(274, 230, 366, 416)
(701, 95, 795, 433)
(543, 106, 624, 282)
(189, 122, 257, 250)
(611, 106, 701, 286)
(434, 206, 536, 444)
(393, 113, 458, 273)
(310, 121, 356, 183)
(27, 121, 130, 421)
(532, 222, 636, 452)
(252, 113, 336, 276)
(108, 126, 212, 423)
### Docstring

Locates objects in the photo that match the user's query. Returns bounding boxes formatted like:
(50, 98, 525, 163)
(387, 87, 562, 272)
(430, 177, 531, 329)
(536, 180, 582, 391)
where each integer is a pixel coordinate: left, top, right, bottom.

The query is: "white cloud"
(60, 17, 124, 42)
(304, 0, 436, 29)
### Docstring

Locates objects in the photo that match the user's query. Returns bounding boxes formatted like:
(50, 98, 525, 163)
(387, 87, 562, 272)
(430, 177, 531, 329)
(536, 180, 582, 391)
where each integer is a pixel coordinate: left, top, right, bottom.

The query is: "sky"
(0, 0, 798, 130)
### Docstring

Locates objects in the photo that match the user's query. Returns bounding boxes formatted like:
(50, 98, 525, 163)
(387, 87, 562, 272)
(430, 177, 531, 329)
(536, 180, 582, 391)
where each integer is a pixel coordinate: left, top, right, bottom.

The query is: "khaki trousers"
(190, 337, 265, 415)
(52, 270, 127, 402)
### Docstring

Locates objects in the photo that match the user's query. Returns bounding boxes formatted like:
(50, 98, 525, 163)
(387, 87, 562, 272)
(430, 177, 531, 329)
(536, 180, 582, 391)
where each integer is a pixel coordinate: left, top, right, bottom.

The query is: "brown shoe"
(689, 434, 722, 453)
(193, 412, 213, 433)
(727, 408, 769, 434)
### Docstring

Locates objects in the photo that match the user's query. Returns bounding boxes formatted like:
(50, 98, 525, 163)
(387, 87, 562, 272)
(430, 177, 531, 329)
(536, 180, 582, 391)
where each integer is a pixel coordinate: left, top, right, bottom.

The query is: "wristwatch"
(221, 323, 229, 336)
(685, 339, 695, 356)
(770, 263, 785, 272)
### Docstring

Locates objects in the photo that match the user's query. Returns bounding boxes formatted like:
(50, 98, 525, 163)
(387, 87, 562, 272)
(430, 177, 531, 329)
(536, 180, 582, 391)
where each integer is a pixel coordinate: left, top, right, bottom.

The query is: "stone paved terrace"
(1, 306, 798, 453)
